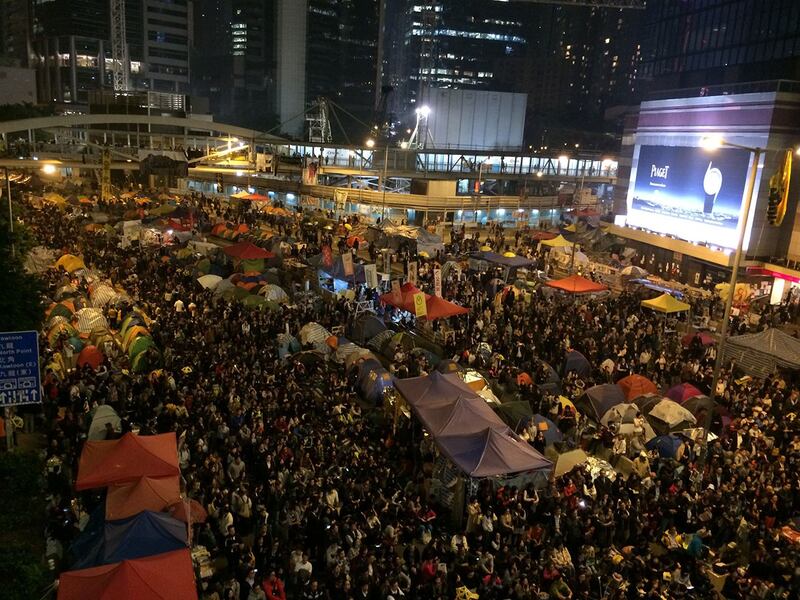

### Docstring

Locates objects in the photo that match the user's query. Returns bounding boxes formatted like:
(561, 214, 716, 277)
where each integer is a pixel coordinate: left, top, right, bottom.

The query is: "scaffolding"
(110, 0, 130, 91)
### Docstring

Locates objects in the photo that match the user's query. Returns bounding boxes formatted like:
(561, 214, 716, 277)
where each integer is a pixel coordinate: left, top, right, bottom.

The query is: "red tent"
(222, 241, 275, 260)
(244, 193, 269, 202)
(105, 475, 182, 521)
(423, 295, 469, 320)
(77, 345, 104, 370)
(57, 549, 197, 600)
(546, 274, 608, 294)
(618, 374, 658, 401)
(76, 433, 180, 491)
(380, 282, 430, 313)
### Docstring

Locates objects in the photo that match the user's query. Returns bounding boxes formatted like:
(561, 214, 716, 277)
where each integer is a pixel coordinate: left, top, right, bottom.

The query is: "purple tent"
(437, 427, 552, 477)
(417, 395, 505, 437)
(576, 384, 626, 422)
(395, 371, 478, 407)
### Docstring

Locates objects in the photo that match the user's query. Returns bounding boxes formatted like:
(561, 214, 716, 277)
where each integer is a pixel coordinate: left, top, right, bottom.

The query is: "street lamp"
(699, 136, 762, 460)
(367, 138, 390, 221)
(41, 163, 57, 175)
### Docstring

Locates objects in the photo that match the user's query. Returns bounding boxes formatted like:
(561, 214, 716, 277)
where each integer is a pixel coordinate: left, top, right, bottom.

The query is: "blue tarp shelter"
(71, 510, 187, 569)
(437, 427, 552, 478)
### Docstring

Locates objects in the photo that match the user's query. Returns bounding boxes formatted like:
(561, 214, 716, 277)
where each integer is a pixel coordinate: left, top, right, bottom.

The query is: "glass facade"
(641, 0, 800, 88)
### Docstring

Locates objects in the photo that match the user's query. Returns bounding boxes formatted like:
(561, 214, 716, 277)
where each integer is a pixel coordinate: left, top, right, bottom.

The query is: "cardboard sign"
(434, 268, 442, 297)
(342, 251, 354, 277)
(364, 264, 378, 288)
(407, 261, 418, 286)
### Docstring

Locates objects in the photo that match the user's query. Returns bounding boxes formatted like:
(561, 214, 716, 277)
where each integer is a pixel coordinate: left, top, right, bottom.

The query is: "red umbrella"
(681, 332, 716, 347)
(666, 383, 703, 404)
(167, 498, 208, 524)
(618, 374, 658, 401)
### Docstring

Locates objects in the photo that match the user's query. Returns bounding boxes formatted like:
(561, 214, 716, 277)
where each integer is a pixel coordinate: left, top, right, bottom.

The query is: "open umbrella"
(648, 398, 697, 430)
(77, 345, 104, 370)
(646, 434, 685, 459)
(666, 383, 703, 404)
(681, 332, 716, 347)
(617, 374, 657, 401)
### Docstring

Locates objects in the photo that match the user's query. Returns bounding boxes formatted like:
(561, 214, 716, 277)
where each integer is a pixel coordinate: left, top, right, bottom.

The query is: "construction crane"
(110, 0, 130, 91)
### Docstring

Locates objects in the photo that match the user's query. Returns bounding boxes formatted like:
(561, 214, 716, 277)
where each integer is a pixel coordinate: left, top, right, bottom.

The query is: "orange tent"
(546, 274, 608, 294)
(57, 549, 197, 600)
(244, 194, 269, 202)
(211, 223, 230, 236)
(167, 498, 208, 525)
(105, 476, 182, 521)
(77, 345, 104, 370)
(618, 374, 658, 401)
(76, 433, 180, 491)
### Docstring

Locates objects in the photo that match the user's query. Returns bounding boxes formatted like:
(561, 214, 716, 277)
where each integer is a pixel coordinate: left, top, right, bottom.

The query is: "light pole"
(699, 136, 762, 461)
(367, 138, 390, 222)
(3, 166, 14, 258)
(474, 161, 489, 223)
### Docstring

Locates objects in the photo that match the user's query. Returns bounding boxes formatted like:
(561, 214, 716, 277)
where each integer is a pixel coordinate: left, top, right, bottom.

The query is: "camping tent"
(722, 327, 800, 376)
(348, 314, 387, 345)
(641, 293, 691, 313)
(222, 241, 275, 260)
(88, 406, 121, 440)
(357, 360, 394, 403)
(576, 384, 625, 422)
(105, 476, 182, 521)
(57, 549, 197, 600)
(76, 433, 180, 490)
(547, 448, 589, 478)
(665, 383, 703, 404)
(563, 349, 591, 378)
(298, 322, 332, 347)
(546, 274, 608, 294)
(437, 427, 552, 478)
(71, 510, 187, 569)
(617, 374, 657, 401)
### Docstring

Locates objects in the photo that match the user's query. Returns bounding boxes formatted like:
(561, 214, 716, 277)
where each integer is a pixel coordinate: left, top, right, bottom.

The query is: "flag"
(434, 268, 442, 297)
(342, 252, 354, 277)
(413, 292, 427, 317)
(407, 261, 418, 286)
(364, 264, 378, 288)
(322, 245, 333, 268)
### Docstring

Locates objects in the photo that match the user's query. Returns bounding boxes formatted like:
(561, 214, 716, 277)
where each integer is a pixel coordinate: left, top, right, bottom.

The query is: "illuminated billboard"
(627, 145, 754, 249)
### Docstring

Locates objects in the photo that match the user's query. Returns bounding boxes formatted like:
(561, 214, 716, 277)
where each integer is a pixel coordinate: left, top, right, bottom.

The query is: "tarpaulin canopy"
(395, 371, 478, 408)
(546, 274, 608, 294)
(105, 476, 182, 521)
(71, 510, 187, 569)
(415, 394, 503, 437)
(76, 433, 180, 490)
(380, 282, 429, 313)
(470, 251, 536, 268)
(539, 234, 573, 248)
(575, 384, 625, 422)
(222, 241, 275, 260)
(423, 295, 469, 320)
(57, 549, 197, 600)
(722, 327, 800, 376)
(641, 293, 691, 313)
(617, 374, 657, 401)
(437, 427, 552, 478)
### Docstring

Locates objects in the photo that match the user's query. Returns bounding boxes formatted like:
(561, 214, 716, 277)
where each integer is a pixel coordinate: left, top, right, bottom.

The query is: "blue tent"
(71, 510, 187, 569)
(349, 314, 387, 345)
(437, 427, 552, 478)
(564, 349, 591, 378)
(646, 434, 685, 459)
(576, 384, 625, 422)
(357, 359, 394, 404)
(531, 414, 563, 445)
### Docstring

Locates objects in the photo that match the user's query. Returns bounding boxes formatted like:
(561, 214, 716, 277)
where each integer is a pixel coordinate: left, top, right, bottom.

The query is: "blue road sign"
(0, 331, 41, 406)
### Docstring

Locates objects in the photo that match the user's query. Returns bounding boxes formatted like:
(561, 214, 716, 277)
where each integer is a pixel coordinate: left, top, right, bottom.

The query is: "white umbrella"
(197, 274, 223, 290)
(649, 398, 697, 428)
(621, 265, 648, 277)
(600, 403, 639, 427)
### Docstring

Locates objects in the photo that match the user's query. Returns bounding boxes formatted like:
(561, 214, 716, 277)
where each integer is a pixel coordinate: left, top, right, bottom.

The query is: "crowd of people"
(15, 189, 800, 600)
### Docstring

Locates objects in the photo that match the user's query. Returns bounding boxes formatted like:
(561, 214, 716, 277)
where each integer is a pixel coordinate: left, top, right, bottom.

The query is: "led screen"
(627, 145, 753, 248)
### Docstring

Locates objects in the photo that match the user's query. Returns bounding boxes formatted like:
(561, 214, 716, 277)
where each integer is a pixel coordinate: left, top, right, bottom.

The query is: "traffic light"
(216, 173, 223, 193)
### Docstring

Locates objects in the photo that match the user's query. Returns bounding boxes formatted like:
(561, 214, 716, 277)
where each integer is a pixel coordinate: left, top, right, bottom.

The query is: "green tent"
(241, 258, 265, 272)
(128, 336, 154, 359)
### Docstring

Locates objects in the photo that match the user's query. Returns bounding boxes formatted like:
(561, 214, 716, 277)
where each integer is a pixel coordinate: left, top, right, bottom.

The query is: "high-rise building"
(639, 0, 800, 94)
(192, 0, 275, 129)
(0, 0, 33, 66)
(384, 0, 532, 119)
(31, 0, 191, 104)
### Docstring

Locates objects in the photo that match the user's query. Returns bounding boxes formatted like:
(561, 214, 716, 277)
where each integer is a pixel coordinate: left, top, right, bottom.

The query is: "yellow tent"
(540, 234, 574, 248)
(563, 223, 577, 233)
(641, 293, 691, 313)
(54, 254, 86, 273)
(231, 191, 250, 199)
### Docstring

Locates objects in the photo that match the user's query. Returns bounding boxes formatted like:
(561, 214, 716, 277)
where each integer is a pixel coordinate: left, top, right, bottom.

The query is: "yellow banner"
(413, 292, 427, 317)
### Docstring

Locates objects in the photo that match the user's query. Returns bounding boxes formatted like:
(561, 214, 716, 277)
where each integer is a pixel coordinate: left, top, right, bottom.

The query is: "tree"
(0, 199, 45, 332)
